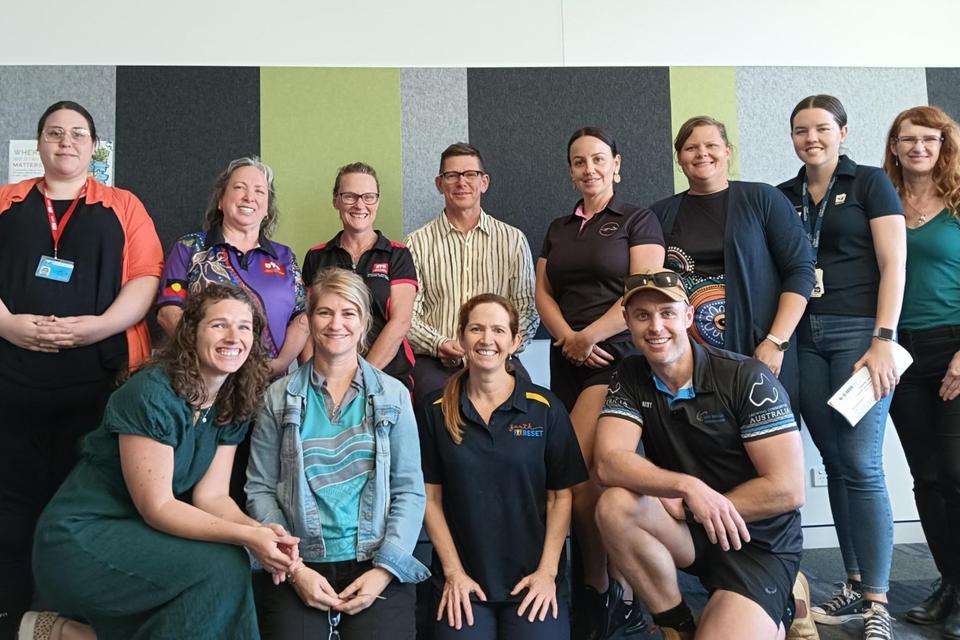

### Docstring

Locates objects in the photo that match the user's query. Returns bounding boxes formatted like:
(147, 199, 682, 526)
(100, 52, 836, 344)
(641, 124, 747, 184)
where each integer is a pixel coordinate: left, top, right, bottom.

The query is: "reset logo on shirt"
(510, 422, 544, 438)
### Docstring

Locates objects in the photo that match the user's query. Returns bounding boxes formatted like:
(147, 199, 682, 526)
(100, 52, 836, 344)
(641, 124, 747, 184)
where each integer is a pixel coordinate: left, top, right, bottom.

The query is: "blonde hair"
(307, 267, 373, 353)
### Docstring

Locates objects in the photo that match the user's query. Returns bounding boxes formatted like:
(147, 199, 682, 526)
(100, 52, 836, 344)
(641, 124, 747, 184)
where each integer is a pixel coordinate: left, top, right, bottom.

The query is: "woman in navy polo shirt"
(418, 293, 587, 640)
(883, 106, 960, 634)
(650, 115, 815, 408)
(535, 126, 664, 636)
(778, 94, 906, 638)
(301, 162, 417, 389)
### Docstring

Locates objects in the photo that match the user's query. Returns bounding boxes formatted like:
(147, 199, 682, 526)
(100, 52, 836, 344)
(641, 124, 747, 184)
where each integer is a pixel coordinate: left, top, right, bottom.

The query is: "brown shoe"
(787, 572, 820, 640)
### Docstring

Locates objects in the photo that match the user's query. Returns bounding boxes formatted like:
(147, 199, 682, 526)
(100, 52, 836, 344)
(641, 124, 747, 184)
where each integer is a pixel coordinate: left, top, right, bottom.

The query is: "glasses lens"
(360, 193, 380, 205)
(626, 272, 678, 290)
(69, 129, 90, 142)
(653, 273, 679, 287)
(339, 193, 359, 205)
(43, 128, 65, 143)
(462, 171, 483, 181)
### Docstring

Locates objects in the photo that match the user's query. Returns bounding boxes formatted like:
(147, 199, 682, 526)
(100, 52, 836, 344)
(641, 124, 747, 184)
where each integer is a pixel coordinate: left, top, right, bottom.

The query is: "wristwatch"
(873, 327, 895, 342)
(765, 333, 790, 352)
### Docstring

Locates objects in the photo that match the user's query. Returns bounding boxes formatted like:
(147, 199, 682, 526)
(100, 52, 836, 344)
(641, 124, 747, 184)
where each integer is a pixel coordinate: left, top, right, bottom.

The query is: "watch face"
(778, 341, 790, 352)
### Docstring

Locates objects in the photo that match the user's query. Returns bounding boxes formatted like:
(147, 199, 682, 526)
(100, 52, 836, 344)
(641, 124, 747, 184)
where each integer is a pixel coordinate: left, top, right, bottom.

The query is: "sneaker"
(811, 581, 864, 625)
(862, 601, 893, 640)
(787, 571, 820, 640)
(601, 580, 634, 639)
(575, 585, 607, 640)
(18, 611, 64, 640)
(623, 603, 652, 636)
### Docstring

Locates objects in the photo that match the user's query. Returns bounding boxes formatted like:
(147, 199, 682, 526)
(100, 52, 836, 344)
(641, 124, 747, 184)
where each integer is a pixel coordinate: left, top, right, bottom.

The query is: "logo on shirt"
(162, 280, 188, 300)
(598, 222, 620, 237)
(371, 262, 389, 275)
(696, 410, 727, 424)
(262, 260, 287, 276)
(748, 373, 780, 407)
(641, 400, 654, 409)
(510, 422, 544, 438)
(835, 193, 847, 205)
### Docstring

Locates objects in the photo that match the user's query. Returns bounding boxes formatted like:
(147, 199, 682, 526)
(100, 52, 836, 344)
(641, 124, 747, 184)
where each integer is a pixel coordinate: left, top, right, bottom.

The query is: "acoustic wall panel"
(926, 68, 960, 124)
(261, 68, 403, 261)
(668, 67, 740, 192)
(115, 67, 260, 253)
(466, 66, 674, 261)
(0, 66, 116, 184)
(736, 67, 928, 186)
(400, 68, 469, 235)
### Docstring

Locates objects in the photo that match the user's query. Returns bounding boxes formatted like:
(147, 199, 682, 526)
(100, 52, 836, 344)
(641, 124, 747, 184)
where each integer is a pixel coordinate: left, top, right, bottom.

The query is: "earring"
(613, 173, 621, 184)
(894, 155, 900, 167)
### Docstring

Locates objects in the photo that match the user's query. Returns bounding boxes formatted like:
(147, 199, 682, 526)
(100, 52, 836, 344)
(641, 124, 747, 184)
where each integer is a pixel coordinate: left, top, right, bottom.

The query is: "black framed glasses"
(624, 271, 681, 290)
(328, 609, 341, 640)
(41, 127, 91, 144)
(439, 170, 485, 184)
(337, 192, 380, 205)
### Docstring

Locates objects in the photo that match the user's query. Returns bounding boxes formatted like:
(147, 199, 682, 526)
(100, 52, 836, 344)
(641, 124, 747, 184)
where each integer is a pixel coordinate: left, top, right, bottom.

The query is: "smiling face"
(219, 165, 270, 232)
(624, 291, 693, 369)
(196, 298, 255, 382)
(435, 154, 489, 213)
(310, 291, 364, 360)
(460, 301, 521, 375)
(334, 172, 379, 235)
(676, 125, 731, 192)
(37, 108, 95, 182)
(568, 135, 621, 199)
(892, 118, 943, 179)
(791, 107, 848, 170)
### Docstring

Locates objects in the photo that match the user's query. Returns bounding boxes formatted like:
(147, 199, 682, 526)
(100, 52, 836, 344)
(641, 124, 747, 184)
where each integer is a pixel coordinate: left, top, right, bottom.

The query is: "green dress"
(32, 366, 259, 640)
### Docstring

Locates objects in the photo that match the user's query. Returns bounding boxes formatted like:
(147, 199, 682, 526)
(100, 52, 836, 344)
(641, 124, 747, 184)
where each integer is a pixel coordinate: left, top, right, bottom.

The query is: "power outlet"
(810, 466, 829, 487)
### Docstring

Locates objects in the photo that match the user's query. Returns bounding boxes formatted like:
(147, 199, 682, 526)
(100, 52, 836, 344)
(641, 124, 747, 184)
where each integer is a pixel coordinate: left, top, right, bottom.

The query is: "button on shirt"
(405, 211, 538, 356)
(600, 341, 802, 556)
(417, 377, 587, 602)
(157, 224, 306, 358)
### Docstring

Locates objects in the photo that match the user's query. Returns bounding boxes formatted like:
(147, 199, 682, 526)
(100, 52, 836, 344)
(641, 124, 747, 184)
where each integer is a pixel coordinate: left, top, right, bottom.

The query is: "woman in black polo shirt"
(778, 94, 906, 638)
(535, 126, 664, 636)
(418, 293, 587, 640)
(301, 162, 417, 389)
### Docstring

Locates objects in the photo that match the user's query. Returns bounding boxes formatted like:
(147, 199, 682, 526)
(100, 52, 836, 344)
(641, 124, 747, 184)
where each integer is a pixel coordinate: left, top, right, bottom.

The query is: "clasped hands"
(554, 330, 613, 369)
(0, 313, 105, 352)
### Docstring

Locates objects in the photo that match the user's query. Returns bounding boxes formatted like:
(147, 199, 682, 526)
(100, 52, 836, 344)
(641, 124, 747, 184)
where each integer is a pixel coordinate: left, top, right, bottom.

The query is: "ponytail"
(440, 367, 469, 445)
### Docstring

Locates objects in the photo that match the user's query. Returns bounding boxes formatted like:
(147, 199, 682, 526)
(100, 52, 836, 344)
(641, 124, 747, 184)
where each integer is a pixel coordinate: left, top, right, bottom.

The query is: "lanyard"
(800, 174, 836, 252)
(39, 181, 86, 258)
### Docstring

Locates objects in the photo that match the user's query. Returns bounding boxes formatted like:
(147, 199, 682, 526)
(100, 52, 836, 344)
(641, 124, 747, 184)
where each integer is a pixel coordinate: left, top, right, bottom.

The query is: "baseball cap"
(622, 269, 689, 306)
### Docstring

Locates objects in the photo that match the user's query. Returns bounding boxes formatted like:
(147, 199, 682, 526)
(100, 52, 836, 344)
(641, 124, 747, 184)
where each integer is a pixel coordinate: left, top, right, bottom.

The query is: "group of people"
(0, 93, 958, 640)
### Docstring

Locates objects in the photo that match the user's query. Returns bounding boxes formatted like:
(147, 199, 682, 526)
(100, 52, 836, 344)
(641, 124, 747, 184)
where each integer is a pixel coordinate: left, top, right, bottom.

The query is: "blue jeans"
(798, 314, 894, 594)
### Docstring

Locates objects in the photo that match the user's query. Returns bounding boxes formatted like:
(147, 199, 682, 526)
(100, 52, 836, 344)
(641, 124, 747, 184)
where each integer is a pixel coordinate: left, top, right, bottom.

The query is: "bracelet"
(288, 563, 306, 584)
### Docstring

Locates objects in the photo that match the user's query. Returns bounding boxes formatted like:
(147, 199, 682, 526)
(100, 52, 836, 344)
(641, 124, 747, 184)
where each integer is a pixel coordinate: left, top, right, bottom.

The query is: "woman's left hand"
(336, 567, 393, 615)
(753, 340, 785, 377)
(263, 523, 299, 585)
(561, 331, 595, 365)
(510, 570, 558, 622)
(35, 315, 107, 348)
(853, 339, 900, 401)
(940, 350, 960, 401)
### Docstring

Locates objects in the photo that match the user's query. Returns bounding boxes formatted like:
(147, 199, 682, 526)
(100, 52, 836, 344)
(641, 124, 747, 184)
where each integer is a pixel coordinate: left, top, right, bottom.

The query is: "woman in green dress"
(24, 284, 298, 640)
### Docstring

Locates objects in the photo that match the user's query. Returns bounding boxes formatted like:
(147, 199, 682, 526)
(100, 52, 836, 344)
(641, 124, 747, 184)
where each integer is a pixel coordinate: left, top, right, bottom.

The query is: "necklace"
(193, 405, 212, 426)
(904, 196, 942, 228)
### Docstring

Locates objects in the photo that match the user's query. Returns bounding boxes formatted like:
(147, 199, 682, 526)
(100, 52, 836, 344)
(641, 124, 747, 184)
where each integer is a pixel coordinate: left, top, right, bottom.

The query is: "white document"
(827, 341, 913, 427)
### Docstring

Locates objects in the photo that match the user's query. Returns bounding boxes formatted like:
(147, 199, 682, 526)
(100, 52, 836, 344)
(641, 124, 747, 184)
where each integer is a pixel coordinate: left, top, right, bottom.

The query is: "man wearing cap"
(593, 268, 806, 640)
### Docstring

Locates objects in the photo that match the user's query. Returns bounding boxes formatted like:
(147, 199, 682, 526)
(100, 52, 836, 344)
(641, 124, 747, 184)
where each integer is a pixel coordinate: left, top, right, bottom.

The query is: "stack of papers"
(827, 342, 913, 427)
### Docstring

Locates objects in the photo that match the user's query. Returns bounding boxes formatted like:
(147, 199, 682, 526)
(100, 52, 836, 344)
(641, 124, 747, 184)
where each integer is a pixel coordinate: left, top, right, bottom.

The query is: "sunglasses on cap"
(624, 271, 682, 290)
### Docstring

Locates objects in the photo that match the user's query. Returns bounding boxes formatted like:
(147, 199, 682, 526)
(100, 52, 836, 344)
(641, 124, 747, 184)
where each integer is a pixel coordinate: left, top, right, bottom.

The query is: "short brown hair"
(332, 161, 380, 198)
(674, 116, 731, 155)
(439, 142, 485, 173)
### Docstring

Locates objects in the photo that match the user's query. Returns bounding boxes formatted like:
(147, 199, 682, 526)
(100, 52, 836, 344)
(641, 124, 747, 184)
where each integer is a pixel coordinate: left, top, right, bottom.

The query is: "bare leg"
(54, 618, 97, 640)
(696, 590, 779, 640)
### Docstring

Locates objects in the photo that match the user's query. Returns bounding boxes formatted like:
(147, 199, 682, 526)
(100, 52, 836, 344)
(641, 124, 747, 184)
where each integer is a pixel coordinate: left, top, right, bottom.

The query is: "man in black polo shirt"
(593, 268, 805, 639)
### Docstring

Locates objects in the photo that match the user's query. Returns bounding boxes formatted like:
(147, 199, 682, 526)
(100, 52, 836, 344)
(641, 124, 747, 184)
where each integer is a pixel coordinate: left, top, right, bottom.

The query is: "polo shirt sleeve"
(540, 218, 558, 260)
(416, 397, 444, 485)
(287, 250, 307, 319)
(301, 248, 320, 289)
(860, 167, 904, 219)
(544, 396, 588, 490)
(390, 245, 419, 290)
(625, 208, 665, 248)
(156, 237, 194, 308)
(598, 365, 644, 428)
(115, 190, 164, 281)
(735, 360, 798, 441)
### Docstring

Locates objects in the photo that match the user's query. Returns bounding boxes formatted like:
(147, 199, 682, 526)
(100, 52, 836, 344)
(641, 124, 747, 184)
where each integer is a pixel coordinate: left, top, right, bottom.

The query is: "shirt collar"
(783, 154, 858, 196)
(310, 362, 364, 393)
(638, 337, 717, 396)
(438, 209, 491, 236)
(457, 370, 530, 423)
(286, 356, 384, 399)
(652, 374, 695, 407)
(204, 222, 279, 258)
(328, 229, 391, 252)
(564, 191, 627, 224)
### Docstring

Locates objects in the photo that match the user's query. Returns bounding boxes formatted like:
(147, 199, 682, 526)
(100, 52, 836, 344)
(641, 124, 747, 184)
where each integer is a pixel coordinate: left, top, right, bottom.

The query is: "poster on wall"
(7, 140, 115, 185)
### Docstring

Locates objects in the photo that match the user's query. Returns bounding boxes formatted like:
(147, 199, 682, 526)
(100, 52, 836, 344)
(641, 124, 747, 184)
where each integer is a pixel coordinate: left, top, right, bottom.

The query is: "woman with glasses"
(0, 100, 163, 637)
(778, 94, 906, 640)
(883, 106, 960, 636)
(23, 285, 291, 640)
(650, 115, 815, 409)
(301, 162, 418, 390)
(247, 267, 428, 640)
(535, 126, 664, 638)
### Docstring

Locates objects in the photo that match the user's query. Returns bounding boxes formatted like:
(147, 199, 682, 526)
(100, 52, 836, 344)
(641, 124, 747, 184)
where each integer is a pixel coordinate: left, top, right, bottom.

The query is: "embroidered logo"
(162, 280, 188, 300)
(510, 422, 544, 438)
(641, 401, 654, 409)
(371, 262, 389, 275)
(696, 410, 726, 424)
(749, 373, 780, 407)
(598, 222, 620, 237)
(262, 260, 287, 276)
(835, 193, 847, 205)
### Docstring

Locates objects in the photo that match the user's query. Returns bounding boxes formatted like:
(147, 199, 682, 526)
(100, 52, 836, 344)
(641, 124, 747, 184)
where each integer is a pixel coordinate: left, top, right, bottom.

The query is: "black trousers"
(0, 377, 113, 638)
(255, 559, 416, 640)
(889, 325, 960, 582)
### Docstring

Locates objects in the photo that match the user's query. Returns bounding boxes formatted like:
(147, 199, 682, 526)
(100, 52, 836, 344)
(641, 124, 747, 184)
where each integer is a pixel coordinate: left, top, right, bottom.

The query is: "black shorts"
(681, 522, 799, 628)
(549, 340, 637, 412)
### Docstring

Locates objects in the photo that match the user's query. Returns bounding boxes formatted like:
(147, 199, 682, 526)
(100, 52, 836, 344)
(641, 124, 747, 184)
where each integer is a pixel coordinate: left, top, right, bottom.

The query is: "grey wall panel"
(0, 66, 116, 183)
(926, 68, 960, 123)
(400, 68, 469, 235)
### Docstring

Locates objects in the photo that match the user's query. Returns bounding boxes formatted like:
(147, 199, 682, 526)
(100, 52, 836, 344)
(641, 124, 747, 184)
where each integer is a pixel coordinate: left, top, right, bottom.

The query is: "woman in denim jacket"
(247, 266, 428, 640)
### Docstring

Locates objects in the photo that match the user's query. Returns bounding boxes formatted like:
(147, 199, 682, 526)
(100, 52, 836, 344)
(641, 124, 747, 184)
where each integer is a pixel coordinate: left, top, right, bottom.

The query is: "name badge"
(812, 267, 825, 298)
(36, 255, 74, 282)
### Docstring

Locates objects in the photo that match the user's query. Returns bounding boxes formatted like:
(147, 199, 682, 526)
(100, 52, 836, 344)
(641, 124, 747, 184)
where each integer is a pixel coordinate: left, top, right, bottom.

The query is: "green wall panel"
(261, 68, 403, 261)
(668, 67, 740, 192)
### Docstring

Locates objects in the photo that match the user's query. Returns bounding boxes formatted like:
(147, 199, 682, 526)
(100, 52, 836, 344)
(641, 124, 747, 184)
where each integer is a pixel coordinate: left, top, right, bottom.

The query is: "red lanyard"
(39, 181, 86, 258)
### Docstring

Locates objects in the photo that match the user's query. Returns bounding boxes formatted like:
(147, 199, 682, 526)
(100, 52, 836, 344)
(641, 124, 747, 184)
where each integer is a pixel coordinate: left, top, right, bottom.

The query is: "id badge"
(36, 255, 74, 283)
(812, 267, 825, 298)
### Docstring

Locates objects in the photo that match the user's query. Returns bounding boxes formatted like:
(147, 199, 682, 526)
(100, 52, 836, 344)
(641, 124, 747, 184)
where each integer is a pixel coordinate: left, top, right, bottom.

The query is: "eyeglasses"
(895, 135, 944, 148)
(41, 127, 91, 144)
(625, 271, 681, 290)
(439, 170, 485, 184)
(328, 609, 341, 640)
(337, 192, 380, 205)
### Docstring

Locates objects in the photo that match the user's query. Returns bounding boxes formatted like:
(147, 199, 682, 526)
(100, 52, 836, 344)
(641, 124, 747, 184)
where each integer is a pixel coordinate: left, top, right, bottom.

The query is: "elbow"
(593, 454, 615, 488)
(786, 484, 805, 511)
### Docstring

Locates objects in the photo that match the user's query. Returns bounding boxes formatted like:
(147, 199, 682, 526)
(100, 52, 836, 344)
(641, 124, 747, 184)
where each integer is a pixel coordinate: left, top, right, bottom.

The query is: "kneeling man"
(594, 268, 805, 640)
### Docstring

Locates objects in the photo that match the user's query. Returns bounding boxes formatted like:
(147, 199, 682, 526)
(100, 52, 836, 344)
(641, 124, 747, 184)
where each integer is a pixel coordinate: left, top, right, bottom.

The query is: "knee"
(205, 542, 252, 584)
(595, 487, 649, 535)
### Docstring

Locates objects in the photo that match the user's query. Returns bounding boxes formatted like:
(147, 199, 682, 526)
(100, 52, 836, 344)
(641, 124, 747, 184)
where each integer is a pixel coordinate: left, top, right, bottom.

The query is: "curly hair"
(151, 284, 271, 425)
(203, 157, 280, 238)
(883, 105, 960, 219)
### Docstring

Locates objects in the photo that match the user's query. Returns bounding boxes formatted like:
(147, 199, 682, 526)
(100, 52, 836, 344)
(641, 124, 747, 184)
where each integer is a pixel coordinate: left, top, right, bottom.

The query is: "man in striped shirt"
(404, 142, 539, 397)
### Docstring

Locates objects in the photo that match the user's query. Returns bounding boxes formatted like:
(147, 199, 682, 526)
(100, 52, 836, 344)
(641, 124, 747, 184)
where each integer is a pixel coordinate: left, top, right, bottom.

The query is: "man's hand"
(681, 477, 750, 551)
